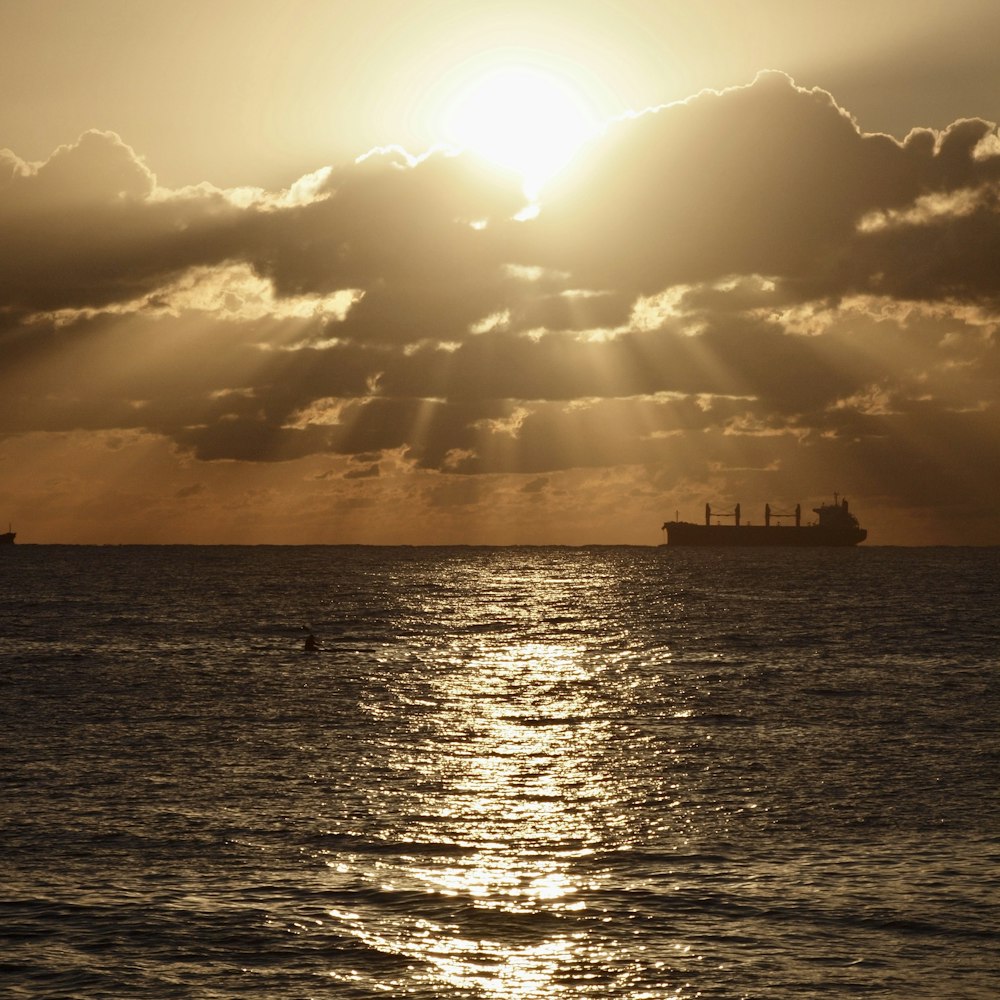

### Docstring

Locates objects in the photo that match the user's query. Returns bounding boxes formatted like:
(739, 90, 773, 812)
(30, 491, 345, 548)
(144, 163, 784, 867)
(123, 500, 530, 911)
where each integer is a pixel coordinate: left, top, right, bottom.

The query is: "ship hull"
(664, 522, 866, 547)
(0, 532, 14, 545)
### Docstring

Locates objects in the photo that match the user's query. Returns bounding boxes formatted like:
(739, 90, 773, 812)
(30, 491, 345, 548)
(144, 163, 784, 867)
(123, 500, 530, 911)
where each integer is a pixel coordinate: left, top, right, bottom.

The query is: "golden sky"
(2, 0, 999, 544)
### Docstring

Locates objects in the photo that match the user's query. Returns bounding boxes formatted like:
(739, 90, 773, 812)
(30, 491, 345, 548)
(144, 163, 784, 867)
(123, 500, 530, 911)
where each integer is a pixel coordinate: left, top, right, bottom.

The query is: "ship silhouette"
(663, 495, 866, 546)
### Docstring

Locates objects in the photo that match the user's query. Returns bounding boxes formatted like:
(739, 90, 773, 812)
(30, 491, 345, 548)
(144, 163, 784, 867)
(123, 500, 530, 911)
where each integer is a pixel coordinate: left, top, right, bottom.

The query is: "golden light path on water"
(310, 550, 689, 997)
(370, 640, 605, 996)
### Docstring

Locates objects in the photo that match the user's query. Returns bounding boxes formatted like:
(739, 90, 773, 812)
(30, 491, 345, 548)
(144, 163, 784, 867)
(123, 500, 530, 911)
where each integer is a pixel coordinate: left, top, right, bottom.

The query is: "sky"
(2, 0, 999, 545)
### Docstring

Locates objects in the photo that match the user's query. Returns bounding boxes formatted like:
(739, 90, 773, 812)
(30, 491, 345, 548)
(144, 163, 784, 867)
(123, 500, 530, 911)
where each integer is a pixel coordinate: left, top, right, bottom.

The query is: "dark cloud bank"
(2, 72, 999, 541)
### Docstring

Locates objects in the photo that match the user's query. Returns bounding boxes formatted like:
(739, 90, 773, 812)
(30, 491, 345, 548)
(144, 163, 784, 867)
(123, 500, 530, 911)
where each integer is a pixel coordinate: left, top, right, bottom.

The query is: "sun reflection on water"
(327, 632, 624, 996)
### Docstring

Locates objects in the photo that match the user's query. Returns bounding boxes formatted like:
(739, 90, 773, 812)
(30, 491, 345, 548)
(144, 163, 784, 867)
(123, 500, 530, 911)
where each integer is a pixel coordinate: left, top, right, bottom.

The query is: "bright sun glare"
(440, 66, 601, 199)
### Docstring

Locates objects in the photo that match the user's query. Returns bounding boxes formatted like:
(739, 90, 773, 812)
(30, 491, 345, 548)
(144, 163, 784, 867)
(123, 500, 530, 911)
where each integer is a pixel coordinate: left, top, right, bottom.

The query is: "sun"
(439, 65, 601, 200)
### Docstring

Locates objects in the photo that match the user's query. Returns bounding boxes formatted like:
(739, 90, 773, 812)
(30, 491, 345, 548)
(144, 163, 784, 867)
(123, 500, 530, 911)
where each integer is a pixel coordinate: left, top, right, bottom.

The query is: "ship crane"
(764, 503, 801, 528)
(705, 502, 740, 526)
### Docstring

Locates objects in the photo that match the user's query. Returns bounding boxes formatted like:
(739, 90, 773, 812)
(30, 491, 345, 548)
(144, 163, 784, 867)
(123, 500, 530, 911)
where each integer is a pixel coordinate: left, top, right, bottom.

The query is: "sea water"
(1, 545, 997, 998)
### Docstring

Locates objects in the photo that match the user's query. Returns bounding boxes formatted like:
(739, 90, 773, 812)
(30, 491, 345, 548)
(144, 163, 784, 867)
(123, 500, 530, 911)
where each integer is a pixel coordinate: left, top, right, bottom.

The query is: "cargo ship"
(1, 524, 15, 545)
(662, 495, 867, 547)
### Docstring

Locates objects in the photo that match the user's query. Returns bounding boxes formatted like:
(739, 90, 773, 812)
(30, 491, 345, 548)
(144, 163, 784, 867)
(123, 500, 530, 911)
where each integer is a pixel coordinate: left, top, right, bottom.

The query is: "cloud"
(0, 129, 156, 206)
(2, 72, 1000, 541)
(343, 462, 380, 480)
(526, 72, 1000, 302)
(0, 132, 243, 315)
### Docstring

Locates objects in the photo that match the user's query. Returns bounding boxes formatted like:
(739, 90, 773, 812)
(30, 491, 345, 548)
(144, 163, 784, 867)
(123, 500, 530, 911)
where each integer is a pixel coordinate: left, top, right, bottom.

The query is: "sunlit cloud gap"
(435, 65, 604, 200)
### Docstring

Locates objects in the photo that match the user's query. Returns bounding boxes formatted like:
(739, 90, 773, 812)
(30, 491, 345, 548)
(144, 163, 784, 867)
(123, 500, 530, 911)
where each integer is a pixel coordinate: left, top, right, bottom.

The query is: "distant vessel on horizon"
(662, 495, 867, 547)
(1, 524, 16, 545)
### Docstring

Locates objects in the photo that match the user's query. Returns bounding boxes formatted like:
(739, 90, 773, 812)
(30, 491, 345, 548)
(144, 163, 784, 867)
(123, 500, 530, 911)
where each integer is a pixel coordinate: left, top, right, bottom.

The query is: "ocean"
(1, 545, 997, 998)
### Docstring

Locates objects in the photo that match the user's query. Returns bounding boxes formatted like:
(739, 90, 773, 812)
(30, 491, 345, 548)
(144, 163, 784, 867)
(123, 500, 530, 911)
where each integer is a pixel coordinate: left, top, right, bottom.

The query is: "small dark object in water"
(303, 631, 318, 652)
